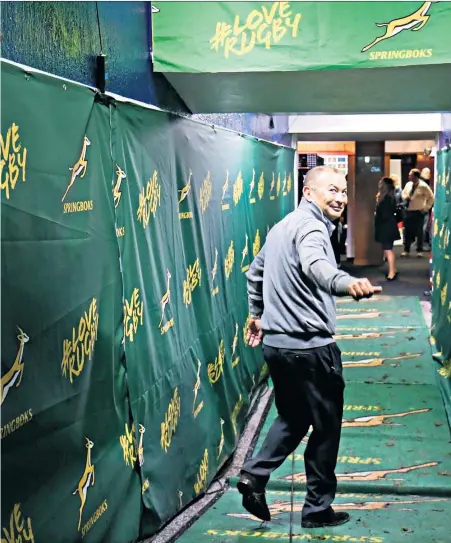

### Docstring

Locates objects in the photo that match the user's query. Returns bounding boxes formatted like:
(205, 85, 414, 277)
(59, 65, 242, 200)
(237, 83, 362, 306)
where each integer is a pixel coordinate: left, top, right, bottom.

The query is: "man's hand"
(247, 317, 263, 347)
(347, 278, 382, 301)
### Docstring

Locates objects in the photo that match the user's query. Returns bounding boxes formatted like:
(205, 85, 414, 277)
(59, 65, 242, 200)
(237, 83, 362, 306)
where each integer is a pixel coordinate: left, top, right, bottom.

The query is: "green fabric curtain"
(1, 60, 294, 542)
(431, 147, 451, 427)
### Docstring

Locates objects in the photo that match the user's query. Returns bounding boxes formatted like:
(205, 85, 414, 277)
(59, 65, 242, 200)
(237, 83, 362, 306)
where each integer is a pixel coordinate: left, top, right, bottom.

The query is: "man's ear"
(303, 186, 312, 202)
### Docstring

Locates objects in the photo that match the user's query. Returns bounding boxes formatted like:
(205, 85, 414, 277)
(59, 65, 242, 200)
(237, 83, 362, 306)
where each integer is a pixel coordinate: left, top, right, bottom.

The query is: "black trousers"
(242, 343, 345, 518)
(404, 210, 424, 252)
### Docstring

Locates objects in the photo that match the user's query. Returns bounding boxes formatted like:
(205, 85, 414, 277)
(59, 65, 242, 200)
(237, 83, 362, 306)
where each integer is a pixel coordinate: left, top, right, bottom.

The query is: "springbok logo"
(211, 248, 218, 283)
(286, 461, 439, 484)
(334, 328, 412, 340)
(62, 136, 91, 202)
(269, 173, 276, 200)
(343, 408, 430, 427)
(362, 1, 433, 52)
(112, 165, 126, 209)
(240, 234, 249, 271)
(193, 359, 204, 418)
(221, 171, 230, 210)
(159, 269, 171, 328)
(217, 418, 225, 459)
(1, 327, 29, 406)
(232, 323, 239, 357)
(337, 310, 410, 320)
(249, 169, 256, 203)
(178, 169, 192, 205)
(343, 352, 422, 368)
(228, 496, 448, 522)
(73, 437, 95, 531)
(138, 424, 145, 467)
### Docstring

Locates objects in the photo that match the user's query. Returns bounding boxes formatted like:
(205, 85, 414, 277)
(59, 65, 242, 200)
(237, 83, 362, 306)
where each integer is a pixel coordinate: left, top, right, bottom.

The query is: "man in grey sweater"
(238, 166, 382, 528)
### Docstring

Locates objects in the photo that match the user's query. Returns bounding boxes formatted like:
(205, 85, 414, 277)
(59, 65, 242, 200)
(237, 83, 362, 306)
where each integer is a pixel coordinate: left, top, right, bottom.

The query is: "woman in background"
(375, 177, 400, 281)
(390, 174, 402, 204)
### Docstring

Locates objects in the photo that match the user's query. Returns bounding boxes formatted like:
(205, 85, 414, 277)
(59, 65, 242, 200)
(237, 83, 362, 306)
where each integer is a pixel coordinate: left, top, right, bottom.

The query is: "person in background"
(238, 166, 382, 529)
(420, 167, 432, 248)
(375, 177, 400, 280)
(330, 217, 341, 267)
(390, 174, 402, 204)
(401, 169, 434, 257)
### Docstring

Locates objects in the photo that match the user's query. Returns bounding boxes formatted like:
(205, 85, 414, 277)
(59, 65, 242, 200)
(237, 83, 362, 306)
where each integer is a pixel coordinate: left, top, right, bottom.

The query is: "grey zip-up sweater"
(247, 199, 356, 349)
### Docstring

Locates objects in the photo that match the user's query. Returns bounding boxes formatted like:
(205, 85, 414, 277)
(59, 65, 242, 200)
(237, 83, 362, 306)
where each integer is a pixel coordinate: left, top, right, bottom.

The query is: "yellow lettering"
(427, 48, 433, 57)
(0, 123, 27, 199)
(2, 504, 34, 543)
(279, 2, 292, 18)
(262, 2, 279, 24)
(246, 10, 264, 30)
(272, 18, 287, 43)
(212, 3, 302, 58)
(233, 14, 247, 36)
(161, 388, 180, 452)
(179, 211, 193, 219)
(286, 13, 302, 36)
(62, 299, 99, 382)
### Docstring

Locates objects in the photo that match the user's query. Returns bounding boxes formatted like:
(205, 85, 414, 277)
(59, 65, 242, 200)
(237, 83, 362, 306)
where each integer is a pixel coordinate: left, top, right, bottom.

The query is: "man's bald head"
(303, 166, 348, 221)
(304, 166, 341, 188)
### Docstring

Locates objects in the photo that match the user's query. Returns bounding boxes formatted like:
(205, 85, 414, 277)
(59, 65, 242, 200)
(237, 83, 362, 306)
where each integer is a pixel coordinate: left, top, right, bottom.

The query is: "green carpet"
(178, 296, 451, 542)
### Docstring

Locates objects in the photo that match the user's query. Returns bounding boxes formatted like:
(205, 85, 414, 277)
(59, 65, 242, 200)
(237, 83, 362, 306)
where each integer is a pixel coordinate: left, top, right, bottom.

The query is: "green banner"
(1, 60, 294, 541)
(152, 1, 451, 72)
(431, 147, 451, 428)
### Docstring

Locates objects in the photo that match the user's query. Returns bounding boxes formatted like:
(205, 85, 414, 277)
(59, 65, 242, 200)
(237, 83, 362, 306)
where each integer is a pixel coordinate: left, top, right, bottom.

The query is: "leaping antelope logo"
(112, 165, 127, 208)
(178, 170, 192, 204)
(334, 329, 412, 340)
(241, 234, 249, 268)
(73, 437, 95, 531)
(337, 310, 410, 320)
(343, 352, 422, 368)
(228, 496, 448, 522)
(211, 248, 218, 283)
(286, 461, 439, 484)
(62, 136, 91, 202)
(343, 408, 430, 427)
(217, 418, 225, 459)
(282, 173, 288, 195)
(232, 323, 239, 356)
(193, 359, 203, 416)
(362, 2, 433, 52)
(269, 173, 276, 197)
(1, 327, 29, 406)
(221, 171, 230, 203)
(249, 169, 256, 200)
(138, 424, 145, 467)
(158, 269, 172, 328)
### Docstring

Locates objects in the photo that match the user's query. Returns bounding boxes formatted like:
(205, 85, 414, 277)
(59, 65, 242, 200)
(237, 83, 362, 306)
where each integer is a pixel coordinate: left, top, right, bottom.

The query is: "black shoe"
(385, 272, 399, 281)
(237, 473, 271, 521)
(301, 508, 350, 529)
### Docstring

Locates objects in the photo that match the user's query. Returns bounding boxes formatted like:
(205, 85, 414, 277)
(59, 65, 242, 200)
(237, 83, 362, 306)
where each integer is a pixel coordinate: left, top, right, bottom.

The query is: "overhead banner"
(1, 60, 294, 542)
(152, 1, 451, 72)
